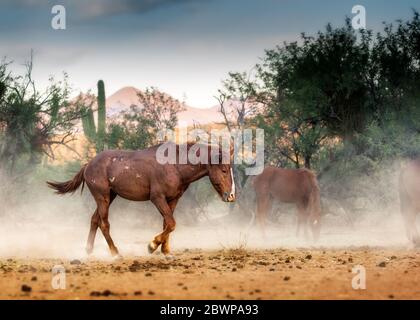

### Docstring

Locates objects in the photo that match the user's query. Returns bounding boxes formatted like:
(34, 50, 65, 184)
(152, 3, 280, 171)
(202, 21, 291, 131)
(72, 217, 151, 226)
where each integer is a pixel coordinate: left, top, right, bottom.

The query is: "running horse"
(399, 159, 420, 246)
(47, 143, 236, 257)
(252, 166, 321, 241)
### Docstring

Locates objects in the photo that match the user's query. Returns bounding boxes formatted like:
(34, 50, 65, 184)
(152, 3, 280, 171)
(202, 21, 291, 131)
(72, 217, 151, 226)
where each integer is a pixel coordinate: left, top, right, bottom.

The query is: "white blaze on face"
(230, 168, 236, 197)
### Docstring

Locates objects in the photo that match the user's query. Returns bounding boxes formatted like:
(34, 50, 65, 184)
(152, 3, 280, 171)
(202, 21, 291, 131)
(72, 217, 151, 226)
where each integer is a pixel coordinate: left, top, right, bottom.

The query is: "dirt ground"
(1, 247, 420, 300)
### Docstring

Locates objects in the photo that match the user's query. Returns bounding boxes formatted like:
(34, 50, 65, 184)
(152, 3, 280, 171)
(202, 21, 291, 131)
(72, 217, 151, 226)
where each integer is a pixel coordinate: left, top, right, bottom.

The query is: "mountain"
(73, 86, 257, 128)
(106, 87, 141, 118)
(105, 86, 234, 127)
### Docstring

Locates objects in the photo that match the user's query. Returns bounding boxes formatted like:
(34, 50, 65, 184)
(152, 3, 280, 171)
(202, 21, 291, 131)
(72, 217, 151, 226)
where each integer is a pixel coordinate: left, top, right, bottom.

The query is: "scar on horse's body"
(47, 143, 236, 257)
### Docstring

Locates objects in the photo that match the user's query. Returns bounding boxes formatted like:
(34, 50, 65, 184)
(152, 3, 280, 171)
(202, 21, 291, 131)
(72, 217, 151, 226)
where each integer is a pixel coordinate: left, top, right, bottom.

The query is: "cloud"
(2, 0, 204, 19)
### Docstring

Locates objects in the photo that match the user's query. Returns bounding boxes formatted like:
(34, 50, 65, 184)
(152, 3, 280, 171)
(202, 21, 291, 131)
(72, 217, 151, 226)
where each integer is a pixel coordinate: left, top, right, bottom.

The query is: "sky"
(0, 0, 419, 108)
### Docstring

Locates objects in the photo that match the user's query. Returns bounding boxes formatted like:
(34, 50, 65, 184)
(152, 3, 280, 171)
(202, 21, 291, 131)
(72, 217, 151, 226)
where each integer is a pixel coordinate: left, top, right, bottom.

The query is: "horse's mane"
(154, 141, 228, 157)
(151, 141, 230, 164)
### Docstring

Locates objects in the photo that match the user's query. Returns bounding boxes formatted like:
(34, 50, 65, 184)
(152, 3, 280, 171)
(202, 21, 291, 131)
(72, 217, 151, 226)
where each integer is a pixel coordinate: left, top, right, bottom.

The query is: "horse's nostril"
(227, 193, 235, 202)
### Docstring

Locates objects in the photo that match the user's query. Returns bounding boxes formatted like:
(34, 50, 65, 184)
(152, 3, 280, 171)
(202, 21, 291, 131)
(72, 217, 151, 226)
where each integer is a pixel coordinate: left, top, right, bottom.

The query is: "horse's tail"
(46, 164, 87, 195)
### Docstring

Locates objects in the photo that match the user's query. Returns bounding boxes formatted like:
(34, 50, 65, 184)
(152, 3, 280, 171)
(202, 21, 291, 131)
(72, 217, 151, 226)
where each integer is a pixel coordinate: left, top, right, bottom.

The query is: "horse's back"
(83, 148, 164, 200)
(254, 166, 318, 203)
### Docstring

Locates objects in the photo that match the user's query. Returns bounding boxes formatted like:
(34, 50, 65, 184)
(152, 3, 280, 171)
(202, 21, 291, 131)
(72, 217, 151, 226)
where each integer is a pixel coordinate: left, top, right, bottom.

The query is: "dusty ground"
(1, 247, 420, 300)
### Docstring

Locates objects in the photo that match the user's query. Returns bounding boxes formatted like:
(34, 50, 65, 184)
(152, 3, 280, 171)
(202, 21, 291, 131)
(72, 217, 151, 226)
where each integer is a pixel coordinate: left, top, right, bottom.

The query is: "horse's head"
(208, 163, 236, 202)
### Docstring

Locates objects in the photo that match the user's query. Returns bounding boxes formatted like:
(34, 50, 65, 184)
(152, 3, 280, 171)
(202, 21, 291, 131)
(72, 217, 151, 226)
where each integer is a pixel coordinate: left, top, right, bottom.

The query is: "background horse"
(252, 166, 321, 241)
(399, 159, 420, 246)
(47, 143, 235, 257)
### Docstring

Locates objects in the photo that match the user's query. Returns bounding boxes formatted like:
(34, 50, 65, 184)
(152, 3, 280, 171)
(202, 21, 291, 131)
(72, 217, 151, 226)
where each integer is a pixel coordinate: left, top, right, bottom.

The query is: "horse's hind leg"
(148, 196, 176, 255)
(86, 209, 99, 255)
(256, 193, 271, 239)
(94, 193, 119, 257)
(296, 205, 308, 239)
(402, 205, 420, 245)
(86, 191, 117, 255)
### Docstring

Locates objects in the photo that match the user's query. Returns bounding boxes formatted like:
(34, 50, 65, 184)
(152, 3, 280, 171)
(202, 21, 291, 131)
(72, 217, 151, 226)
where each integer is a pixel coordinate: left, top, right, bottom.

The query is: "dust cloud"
(0, 164, 416, 261)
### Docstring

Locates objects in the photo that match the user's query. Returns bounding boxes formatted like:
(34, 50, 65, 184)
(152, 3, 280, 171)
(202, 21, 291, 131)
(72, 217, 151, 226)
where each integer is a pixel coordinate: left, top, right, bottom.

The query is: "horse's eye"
(222, 169, 227, 173)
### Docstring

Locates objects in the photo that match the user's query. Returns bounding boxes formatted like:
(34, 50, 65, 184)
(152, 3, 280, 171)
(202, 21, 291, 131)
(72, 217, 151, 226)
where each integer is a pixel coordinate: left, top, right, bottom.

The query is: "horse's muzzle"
(224, 192, 236, 202)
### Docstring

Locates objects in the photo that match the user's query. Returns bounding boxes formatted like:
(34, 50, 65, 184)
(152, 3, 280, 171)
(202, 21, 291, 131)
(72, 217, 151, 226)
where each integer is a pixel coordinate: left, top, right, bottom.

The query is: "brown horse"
(399, 159, 420, 246)
(252, 166, 321, 240)
(47, 143, 235, 257)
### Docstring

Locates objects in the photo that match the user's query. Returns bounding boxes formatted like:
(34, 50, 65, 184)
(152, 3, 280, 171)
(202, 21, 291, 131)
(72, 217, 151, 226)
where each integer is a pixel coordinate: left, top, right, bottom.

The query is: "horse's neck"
(176, 164, 208, 185)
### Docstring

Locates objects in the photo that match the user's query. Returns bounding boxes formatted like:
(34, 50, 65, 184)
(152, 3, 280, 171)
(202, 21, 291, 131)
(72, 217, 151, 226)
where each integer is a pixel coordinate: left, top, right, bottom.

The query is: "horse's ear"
(219, 151, 224, 164)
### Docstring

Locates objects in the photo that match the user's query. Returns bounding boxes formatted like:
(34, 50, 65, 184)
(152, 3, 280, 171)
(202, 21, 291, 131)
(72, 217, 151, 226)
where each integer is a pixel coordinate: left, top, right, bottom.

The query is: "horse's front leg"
(160, 198, 179, 255)
(148, 196, 177, 255)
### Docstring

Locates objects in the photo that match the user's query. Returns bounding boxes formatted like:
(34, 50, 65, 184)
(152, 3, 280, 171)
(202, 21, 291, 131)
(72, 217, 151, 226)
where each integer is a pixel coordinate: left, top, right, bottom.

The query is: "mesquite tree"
(0, 56, 84, 173)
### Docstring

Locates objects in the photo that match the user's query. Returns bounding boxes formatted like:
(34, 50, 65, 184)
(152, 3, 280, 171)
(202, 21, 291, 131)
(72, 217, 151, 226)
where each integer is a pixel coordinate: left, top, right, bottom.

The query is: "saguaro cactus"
(96, 80, 106, 152)
(81, 80, 107, 153)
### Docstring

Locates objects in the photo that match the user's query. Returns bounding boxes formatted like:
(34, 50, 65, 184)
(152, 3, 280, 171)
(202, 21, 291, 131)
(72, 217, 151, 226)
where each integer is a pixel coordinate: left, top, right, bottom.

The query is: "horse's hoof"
(164, 254, 175, 260)
(85, 247, 93, 256)
(112, 254, 123, 261)
(148, 242, 158, 254)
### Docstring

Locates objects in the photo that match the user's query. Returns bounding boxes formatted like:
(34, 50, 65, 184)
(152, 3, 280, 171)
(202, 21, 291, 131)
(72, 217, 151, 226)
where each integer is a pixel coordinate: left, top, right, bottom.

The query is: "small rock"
(70, 259, 82, 265)
(21, 284, 32, 293)
(31, 276, 37, 281)
(102, 290, 113, 297)
(284, 276, 291, 281)
(378, 262, 387, 268)
(134, 291, 142, 296)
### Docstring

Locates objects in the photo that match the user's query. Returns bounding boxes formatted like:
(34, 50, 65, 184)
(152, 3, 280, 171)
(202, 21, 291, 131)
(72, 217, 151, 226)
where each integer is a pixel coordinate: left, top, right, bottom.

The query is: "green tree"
(106, 87, 185, 150)
(215, 71, 268, 192)
(106, 112, 154, 150)
(373, 11, 420, 131)
(260, 19, 374, 145)
(0, 56, 83, 173)
(137, 87, 185, 133)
